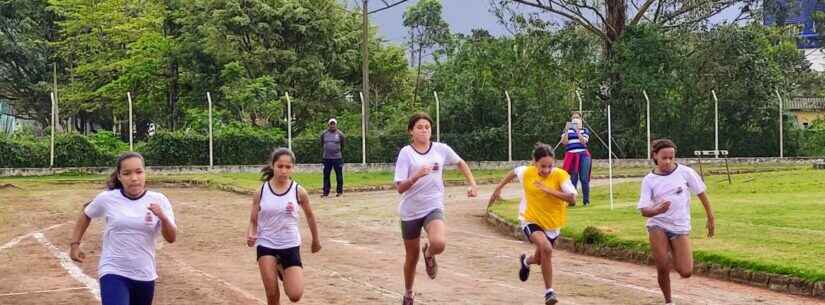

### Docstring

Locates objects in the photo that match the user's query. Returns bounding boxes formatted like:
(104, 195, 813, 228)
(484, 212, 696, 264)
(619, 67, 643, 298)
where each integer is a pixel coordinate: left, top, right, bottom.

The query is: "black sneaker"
(544, 291, 558, 305)
(518, 254, 530, 282)
(402, 295, 414, 305)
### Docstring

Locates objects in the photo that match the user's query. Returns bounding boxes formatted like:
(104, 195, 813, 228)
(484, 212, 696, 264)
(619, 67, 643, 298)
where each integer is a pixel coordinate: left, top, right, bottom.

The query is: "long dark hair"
(261, 148, 296, 181)
(532, 142, 555, 161)
(106, 152, 145, 190)
(650, 139, 677, 165)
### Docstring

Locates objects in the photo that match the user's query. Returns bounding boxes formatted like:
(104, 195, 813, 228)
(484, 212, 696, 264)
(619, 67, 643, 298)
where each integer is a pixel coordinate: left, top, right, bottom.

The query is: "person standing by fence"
(320, 118, 346, 198)
(560, 112, 591, 207)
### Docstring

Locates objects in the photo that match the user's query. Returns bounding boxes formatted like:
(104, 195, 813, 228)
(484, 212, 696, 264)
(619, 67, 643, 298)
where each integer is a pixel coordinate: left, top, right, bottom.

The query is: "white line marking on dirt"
(166, 255, 266, 305)
(1, 223, 67, 252)
(32, 232, 100, 301)
(0, 287, 87, 297)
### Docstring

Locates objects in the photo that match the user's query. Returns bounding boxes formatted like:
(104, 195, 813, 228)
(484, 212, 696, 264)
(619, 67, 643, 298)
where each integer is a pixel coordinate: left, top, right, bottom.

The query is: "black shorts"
(256, 245, 303, 269)
(522, 223, 558, 247)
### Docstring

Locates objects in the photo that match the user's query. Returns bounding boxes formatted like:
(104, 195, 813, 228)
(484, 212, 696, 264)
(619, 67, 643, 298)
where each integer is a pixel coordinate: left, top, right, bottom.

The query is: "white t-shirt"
(637, 164, 706, 233)
(393, 142, 462, 221)
(256, 181, 302, 249)
(84, 189, 176, 281)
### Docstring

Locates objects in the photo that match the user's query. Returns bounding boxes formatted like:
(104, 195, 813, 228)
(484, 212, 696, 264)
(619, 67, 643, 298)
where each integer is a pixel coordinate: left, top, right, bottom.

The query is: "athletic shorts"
(647, 225, 689, 240)
(400, 209, 444, 240)
(522, 223, 560, 247)
(256, 245, 303, 269)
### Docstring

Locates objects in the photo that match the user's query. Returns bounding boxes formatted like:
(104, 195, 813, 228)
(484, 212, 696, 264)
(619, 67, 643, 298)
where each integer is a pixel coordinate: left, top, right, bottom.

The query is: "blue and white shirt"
(563, 128, 590, 153)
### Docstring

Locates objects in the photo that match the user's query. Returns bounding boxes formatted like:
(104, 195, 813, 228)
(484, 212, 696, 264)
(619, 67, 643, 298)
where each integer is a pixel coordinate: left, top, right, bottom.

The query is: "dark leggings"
(100, 274, 155, 305)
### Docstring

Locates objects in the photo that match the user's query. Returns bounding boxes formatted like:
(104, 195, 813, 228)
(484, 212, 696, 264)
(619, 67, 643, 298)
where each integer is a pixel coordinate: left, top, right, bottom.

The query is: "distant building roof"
(787, 97, 825, 110)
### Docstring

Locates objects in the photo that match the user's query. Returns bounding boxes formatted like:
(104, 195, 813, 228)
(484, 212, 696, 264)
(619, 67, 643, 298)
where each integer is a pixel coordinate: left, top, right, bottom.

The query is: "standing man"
(321, 118, 346, 197)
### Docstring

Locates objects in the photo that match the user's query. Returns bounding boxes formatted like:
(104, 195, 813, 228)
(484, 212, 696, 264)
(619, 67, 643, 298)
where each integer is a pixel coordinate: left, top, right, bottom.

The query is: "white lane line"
(32, 232, 100, 301)
(0, 287, 87, 297)
(1, 223, 67, 252)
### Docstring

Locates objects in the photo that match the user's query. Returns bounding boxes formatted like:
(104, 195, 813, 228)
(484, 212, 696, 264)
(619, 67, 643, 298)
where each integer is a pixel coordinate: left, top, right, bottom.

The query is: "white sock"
(523, 255, 529, 266)
(545, 288, 555, 294)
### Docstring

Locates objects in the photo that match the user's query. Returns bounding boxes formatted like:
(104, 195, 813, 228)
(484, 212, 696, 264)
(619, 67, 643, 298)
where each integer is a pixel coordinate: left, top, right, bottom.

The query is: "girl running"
(69, 152, 177, 305)
(247, 148, 321, 305)
(394, 112, 478, 305)
(489, 143, 577, 305)
(638, 139, 715, 305)
(560, 112, 591, 206)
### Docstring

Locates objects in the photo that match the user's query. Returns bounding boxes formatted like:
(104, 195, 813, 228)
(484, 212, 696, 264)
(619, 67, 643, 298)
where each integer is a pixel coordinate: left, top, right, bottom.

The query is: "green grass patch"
(488, 168, 825, 282)
(0, 169, 512, 194)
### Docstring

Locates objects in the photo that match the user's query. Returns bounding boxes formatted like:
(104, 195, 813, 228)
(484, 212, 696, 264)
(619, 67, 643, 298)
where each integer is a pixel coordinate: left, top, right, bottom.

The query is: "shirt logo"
(675, 186, 684, 195)
(285, 202, 295, 213)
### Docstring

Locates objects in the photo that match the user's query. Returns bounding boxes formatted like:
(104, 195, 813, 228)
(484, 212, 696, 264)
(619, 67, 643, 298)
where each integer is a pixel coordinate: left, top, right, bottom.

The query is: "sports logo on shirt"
(285, 202, 295, 214)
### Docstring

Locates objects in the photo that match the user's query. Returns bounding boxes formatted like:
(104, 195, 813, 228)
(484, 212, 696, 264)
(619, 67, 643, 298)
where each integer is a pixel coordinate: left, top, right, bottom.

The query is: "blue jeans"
(569, 153, 591, 204)
(100, 274, 155, 305)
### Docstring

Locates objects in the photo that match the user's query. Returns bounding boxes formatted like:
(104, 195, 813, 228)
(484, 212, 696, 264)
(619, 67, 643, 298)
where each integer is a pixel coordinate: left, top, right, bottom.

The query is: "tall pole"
(608, 104, 614, 210)
(50, 92, 55, 168)
(643, 90, 651, 158)
(361, 0, 369, 142)
(127, 92, 133, 151)
(53, 63, 59, 132)
(434, 91, 440, 142)
(775, 89, 784, 158)
(575, 89, 583, 114)
(712, 90, 719, 159)
(285, 92, 292, 151)
(505, 90, 513, 162)
(359, 91, 367, 165)
(207, 92, 214, 168)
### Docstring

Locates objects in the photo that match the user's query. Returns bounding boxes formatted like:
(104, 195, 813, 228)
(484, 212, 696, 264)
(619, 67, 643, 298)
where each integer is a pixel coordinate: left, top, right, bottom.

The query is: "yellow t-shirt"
(522, 166, 570, 230)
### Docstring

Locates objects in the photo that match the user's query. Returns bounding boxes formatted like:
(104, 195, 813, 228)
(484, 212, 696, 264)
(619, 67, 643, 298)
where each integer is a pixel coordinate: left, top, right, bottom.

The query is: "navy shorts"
(256, 245, 303, 269)
(100, 274, 155, 305)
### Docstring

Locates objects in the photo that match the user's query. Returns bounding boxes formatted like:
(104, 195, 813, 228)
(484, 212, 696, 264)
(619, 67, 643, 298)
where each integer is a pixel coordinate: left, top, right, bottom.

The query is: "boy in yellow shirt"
(489, 143, 577, 305)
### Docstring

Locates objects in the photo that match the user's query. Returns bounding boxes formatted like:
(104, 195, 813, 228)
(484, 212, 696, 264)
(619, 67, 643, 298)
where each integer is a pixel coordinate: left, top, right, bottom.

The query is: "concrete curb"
(484, 210, 825, 300)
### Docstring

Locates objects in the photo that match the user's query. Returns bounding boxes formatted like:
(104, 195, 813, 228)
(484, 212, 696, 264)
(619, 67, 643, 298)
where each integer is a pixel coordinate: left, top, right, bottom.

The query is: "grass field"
(488, 168, 825, 282)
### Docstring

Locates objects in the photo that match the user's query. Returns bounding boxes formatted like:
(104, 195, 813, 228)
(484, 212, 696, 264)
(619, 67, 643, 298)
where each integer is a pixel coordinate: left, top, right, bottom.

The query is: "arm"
(488, 170, 517, 207)
(299, 187, 322, 253)
(148, 203, 176, 243)
(578, 129, 589, 145)
(69, 203, 92, 263)
(339, 131, 346, 147)
(697, 192, 715, 237)
(640, 201, 671, 218)
(561, 130, 569, 145)
(246, 191, 261, 247)
(533, 180, 576, 204)
(457, 160, 478, 197)
(396, 165, 431, 194)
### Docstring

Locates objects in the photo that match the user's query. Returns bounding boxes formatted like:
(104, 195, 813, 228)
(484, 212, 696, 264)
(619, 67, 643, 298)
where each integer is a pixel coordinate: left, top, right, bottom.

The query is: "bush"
(0, 136, 48, 167)
(142, 124, 285, 166)
(54, 133, 115, 167)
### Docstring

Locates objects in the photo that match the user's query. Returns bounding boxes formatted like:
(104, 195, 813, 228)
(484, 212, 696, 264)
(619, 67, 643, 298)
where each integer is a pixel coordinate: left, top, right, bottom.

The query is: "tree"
(403, 0, 450, 106)
(0, 0, 60, 127)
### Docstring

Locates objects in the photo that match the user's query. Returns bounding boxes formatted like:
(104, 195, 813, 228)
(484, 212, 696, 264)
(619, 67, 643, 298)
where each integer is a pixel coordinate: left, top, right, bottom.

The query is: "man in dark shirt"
(321, 118, 346, 197)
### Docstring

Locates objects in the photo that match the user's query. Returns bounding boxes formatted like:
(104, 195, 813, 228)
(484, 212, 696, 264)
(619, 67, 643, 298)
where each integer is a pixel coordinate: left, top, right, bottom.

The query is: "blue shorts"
(647, 225, 689, 240)
(100, 274, 155, 305)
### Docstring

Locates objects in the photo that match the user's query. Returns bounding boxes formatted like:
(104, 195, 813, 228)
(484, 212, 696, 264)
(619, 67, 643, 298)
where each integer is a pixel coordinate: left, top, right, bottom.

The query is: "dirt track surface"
(1, 181, 823, 305)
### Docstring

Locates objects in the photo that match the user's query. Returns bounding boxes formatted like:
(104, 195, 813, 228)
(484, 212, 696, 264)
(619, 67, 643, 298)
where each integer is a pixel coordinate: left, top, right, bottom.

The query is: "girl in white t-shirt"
(247, 148, 321, 305)
(69, 152, 177, 305)
(638, 139, 716, 305)
(394, 112, 478, 305)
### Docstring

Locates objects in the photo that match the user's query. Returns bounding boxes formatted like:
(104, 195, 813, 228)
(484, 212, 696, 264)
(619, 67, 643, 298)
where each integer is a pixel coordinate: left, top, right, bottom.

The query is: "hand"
(69, 244, 86, 263)
(467, 184, 478, 198)
(414, 164, 434, 179)
(311, 240, 322, 253)
(655, 201, 671, 215)
(532, 180, 549, 193)
(246, 233, 257, 247)
(706, 216, 715, 238)
(148, 203, 165, 220)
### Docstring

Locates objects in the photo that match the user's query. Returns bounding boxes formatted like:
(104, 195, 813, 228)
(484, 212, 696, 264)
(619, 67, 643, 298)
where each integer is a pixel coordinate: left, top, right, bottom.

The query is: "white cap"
(328, 118, 337, 124)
